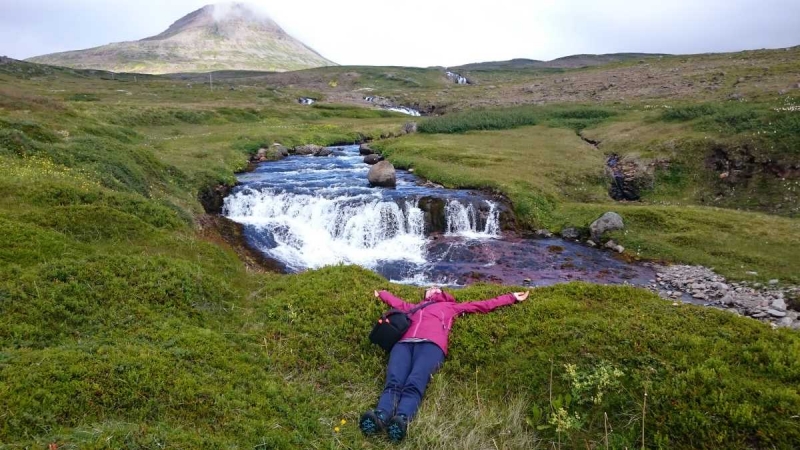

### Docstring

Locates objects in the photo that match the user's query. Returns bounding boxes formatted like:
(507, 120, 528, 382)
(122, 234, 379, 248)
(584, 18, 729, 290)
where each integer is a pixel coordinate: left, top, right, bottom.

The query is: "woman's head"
(424, 286, 442, 299)
(424, 286, 455, 303)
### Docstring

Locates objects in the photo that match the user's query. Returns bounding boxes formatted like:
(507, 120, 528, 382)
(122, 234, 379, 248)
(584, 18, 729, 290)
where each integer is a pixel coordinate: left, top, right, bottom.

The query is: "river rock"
(403, 122, 418, 134)
(359, 144, 374, 155)
(254, 147, 284, 162)
(367, 161, 397, 187)
(590, 212, 624, 240)
(272, 143, 290, 157)
(767, 309, 787, 318)
(314, 148, 333, 157)
(294, 144, 322, 155)
(604, 240, 624, 253)
(364, 154, 383, 165)
(418, 196, 447, 233)
(560, 227, 581, 240)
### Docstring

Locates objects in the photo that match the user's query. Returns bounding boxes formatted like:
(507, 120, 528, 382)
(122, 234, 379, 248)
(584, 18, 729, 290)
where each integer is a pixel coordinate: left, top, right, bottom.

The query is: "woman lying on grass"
(360, 286, 529, 443)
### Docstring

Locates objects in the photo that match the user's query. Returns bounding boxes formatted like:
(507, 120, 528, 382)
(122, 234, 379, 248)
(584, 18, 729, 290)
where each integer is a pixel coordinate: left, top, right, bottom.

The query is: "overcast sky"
(1, 0, 799, 67)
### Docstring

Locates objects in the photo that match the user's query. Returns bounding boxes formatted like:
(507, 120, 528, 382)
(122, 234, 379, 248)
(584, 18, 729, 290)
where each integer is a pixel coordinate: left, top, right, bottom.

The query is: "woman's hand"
(374, 290, 381, 298)
(512, 291, 530, 302)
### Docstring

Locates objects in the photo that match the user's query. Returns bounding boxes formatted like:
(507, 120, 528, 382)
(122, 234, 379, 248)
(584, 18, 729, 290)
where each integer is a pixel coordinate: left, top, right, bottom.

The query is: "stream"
(223, 145, 656, 287)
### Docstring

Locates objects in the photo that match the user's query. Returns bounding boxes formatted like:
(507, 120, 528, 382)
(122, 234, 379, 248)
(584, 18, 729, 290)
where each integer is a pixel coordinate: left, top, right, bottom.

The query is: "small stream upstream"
(223, 145, 656, 286)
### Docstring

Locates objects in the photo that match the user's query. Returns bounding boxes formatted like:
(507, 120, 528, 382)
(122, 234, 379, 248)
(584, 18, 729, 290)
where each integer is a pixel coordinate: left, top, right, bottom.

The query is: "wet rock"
(534, 229, 554, 238)
(314, 148, 333, 157)
(417, 196, 447, 233)
(198, 183, 233, 214)
(294, 144, 323, 155)
(359, 144, 374, 155)
(367, 161, 397, 187)
(586, 240, 597, 247)
(560, 227, 581, 240)
(589, 212, 624, 240)
(364, 154, 384, 165)
(606, 155, 654, 201)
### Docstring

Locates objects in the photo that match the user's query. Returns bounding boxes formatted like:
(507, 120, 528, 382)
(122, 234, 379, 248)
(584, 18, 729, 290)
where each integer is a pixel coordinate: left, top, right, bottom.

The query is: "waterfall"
(446, 71, 469, 85)
(444, 200, 500, 238)
(224, 188, 499, 272)
(224, 188, 428, 271)
(385, 106, 421, 116)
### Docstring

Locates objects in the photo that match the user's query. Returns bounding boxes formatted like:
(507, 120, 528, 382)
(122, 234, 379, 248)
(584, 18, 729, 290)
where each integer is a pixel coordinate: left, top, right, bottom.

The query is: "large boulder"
(359, 144, 374, 155)
(367, 161, 397, 187)
(364, 154, 384, 165)
(590, 212, 624, 240)
(314, 147, 333, 157)
(294, 144, 323, 155)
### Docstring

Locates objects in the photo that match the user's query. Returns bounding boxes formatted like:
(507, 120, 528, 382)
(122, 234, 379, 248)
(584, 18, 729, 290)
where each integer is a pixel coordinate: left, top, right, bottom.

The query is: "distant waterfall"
(224, 189, 499, 272)
(446, 71, 469, 85)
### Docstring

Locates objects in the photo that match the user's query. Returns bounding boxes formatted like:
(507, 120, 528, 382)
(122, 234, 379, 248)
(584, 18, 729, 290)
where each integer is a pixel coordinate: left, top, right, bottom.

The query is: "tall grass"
(419, 106, 616, 134)
(419, 107, 540, 134)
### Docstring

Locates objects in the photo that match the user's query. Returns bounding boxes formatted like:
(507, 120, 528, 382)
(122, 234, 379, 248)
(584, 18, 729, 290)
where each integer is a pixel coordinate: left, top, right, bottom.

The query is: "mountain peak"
(143, 3, 284, 41)
(27, 3, 334, 74)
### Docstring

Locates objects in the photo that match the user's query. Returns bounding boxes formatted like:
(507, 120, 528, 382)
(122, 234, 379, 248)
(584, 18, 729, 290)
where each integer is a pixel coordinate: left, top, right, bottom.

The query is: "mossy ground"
(0, 58, 799, 448)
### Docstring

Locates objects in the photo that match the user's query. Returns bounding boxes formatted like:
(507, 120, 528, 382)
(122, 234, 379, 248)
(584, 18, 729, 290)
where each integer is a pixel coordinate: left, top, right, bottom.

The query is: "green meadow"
(0, 56, 798, 449)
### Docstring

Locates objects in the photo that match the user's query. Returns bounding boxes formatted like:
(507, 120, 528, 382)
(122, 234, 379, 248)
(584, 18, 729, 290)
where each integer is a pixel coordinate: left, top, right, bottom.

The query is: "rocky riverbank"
(646, 264, 800, 329)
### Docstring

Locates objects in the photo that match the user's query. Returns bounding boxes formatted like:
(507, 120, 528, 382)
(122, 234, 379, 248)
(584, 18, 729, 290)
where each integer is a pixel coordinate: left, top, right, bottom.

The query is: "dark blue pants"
(377, 342, 445, 419)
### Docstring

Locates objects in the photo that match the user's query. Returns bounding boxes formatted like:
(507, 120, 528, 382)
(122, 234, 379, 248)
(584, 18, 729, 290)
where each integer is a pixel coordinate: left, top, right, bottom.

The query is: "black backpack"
(369, 301, 436, 352)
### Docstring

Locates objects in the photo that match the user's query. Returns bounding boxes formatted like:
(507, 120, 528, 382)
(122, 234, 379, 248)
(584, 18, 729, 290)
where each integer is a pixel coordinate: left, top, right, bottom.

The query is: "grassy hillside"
(1, 55, 799, 449)
(375, 100, 800, 282)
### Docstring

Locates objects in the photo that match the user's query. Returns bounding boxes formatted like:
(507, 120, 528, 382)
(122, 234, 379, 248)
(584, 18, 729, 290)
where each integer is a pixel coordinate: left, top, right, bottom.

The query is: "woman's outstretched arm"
(374, 290, 414, 312)
(454, 291, 529, 314)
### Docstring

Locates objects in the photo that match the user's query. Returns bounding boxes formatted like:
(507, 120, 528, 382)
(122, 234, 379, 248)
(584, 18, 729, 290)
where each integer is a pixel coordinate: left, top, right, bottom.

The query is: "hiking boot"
(386, 414, 409, 443)
(359, 409, 387, 436)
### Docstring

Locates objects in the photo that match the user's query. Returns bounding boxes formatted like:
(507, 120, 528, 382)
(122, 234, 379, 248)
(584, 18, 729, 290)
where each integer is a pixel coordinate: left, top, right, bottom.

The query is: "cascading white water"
(224, 188, 500, 272)
(224, 188, 428, 271)
(445, 200, 500, 238)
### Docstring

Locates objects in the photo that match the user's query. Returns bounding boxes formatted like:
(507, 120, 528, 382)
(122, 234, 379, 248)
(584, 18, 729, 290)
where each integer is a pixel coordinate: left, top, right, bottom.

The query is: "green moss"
(0, 56, 798, 449)
(2, 266, 798, 448)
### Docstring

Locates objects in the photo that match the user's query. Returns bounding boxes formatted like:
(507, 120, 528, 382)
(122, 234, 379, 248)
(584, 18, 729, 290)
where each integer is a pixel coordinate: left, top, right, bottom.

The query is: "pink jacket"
(377, 290, 518, 355)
